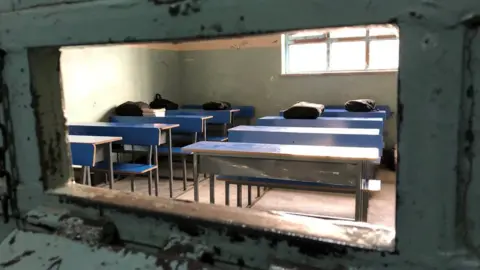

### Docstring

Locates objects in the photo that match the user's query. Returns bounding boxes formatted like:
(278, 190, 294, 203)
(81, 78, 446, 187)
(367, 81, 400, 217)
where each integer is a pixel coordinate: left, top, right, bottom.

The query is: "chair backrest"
(257, 116, 384, 132)
(110, 116, 204, 133)
(166, 109, 231, 124)
(70, 143, 95, 166)
(228, 126, 383, 151)
(69, 123, 162, 146)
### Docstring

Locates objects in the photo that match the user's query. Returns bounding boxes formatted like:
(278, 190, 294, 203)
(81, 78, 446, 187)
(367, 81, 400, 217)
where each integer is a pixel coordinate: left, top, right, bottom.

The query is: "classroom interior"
(63, 24, 398, 230)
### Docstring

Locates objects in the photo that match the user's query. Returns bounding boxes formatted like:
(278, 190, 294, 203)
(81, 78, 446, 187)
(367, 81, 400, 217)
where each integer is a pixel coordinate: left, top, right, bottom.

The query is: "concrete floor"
(92, 164, 396, 229)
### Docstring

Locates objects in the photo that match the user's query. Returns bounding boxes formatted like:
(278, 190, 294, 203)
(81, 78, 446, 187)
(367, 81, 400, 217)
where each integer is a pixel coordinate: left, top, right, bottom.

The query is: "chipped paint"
(0, 0, 480, 269)
(0, 230, 222, 269)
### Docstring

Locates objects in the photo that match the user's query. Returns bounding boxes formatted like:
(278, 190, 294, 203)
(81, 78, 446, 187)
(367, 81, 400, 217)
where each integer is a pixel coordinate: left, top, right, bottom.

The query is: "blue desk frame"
(68, 122, 178, 197)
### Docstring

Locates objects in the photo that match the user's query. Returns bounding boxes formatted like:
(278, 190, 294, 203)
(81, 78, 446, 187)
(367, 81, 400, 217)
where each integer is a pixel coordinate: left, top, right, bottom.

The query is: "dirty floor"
(91, 164, 396, 229)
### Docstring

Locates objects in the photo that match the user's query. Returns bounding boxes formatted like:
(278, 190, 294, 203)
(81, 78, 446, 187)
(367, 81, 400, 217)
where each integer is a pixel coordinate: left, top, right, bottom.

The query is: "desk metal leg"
(247, 185, 252, 205)
(354, 161, 369, 221)
(182, 156, 187, 191)
(237, 184, 242, 207)
(81, 167, 87, 185)
(86, 167, 91, 186)
(193, 154, 199, 202)
(130, 176, 135, 192)
(154, 146, 159, 196)
(203, 122, 207, 141)
(106, 143, 114, 189)
(257, 186, 260, 197)
(209, 175, 215, 204)
(147, 146, 153, 196)
(167, 130, 174, 198)
(225, 182, 230, 206)
(361, 161, 370, 222)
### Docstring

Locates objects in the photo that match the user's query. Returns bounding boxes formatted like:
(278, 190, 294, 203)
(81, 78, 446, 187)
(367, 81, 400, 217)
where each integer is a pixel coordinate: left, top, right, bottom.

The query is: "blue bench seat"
(93, 161, 157, 174)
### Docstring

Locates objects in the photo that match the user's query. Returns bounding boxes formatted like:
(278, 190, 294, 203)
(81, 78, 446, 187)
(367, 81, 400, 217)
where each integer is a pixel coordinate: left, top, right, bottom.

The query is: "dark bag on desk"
(149, 94, 179, 110)
(114, 101, 149, 116)
(202, 101, 232, 110)
(283, 102, 325, 119)
(345, 99, 377, 112)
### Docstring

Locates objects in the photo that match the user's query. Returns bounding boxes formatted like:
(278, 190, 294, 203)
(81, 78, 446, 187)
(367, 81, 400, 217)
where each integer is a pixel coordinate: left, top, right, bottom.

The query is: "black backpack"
(202, 101, 232, 110)
(149, 94, 179, 110)
(283, 102, 325, 119)
(344, 99, 377, 112)
(114, 101, 150, 116)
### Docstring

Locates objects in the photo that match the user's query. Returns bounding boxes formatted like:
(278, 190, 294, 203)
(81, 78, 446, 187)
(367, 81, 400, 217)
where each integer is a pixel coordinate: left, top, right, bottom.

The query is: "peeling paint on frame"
(0, 0, 479, 269)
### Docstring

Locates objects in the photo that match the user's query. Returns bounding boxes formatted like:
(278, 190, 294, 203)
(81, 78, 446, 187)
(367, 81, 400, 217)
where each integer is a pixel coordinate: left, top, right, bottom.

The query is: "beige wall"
(177, 35, 398, 146)
(60, 45, 180, 122)
(60, 35, 398, 145)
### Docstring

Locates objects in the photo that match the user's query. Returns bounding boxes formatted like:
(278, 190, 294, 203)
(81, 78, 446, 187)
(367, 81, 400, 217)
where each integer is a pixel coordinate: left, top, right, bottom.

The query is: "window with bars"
(282, 25, 400, 74)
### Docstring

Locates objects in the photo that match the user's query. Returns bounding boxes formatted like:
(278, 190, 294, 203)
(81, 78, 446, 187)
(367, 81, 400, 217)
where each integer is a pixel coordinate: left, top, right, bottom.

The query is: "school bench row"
(69, 106, 391, 222)
(68, 108, 245, 197)
(182, 108, 390, 222)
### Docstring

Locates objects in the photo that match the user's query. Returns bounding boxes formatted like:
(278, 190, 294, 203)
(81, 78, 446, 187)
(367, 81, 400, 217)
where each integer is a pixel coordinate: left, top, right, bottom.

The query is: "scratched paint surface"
(0, 229, 224, 269)
(0, 0, 479, 269)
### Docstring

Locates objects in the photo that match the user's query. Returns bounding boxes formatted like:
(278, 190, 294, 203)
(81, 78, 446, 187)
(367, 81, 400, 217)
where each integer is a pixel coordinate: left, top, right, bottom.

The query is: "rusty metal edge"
(48, 183, 395, 254)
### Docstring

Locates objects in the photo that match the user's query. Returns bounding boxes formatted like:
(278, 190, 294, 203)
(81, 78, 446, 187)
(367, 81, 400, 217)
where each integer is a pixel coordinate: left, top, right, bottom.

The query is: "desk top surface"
(229, 125, 380, 135)
(178, 109, 240, 113)
(68, 122, 179, 130)
(68, 135, 122, 144)
(153, 115, 213, 120)
(259, 116, 384, 122)
(182, 141, 379, 160)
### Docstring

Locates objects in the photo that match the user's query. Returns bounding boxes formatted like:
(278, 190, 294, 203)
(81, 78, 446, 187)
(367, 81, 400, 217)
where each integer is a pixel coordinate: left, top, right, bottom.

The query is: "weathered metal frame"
(0, 0, 478, 268)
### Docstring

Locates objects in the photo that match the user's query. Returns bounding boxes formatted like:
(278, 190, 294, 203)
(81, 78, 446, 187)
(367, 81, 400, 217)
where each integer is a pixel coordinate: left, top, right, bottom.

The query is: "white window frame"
(281, 25, 399, 75)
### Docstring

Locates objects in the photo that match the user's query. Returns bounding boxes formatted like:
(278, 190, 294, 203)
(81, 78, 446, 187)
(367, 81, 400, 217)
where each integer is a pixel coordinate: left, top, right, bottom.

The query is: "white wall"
(61, 45, 180, 122)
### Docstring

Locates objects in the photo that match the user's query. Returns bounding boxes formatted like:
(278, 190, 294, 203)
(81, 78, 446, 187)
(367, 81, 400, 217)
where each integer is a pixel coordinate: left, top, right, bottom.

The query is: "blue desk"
(110, 115, 213, 188)
(228, 125, 383, 151)
(111, 115, 212, 141)
(68, 122, 179, 197)
(256, 116, 384, 132)
(182, 141, 379, 221)
(69, 135, 122, 186)
(166, 109, 238, 125)
(167, 109, 240, 141)
(279, 109, 387, 120)
(182, 104, 255, 123)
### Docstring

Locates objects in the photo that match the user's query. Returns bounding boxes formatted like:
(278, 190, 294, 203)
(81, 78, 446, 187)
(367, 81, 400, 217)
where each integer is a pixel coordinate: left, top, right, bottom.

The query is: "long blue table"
(256, 116, 384, 132)
(228, 125, 383, 151)
(68, 122, 178, 197)
(182, 141, 379, 221)
(279, 109, 387, 120)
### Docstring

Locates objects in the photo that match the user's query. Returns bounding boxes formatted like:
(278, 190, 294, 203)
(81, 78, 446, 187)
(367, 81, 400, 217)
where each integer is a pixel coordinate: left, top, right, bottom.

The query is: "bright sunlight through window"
(282, 24, 399, 74)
